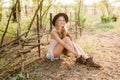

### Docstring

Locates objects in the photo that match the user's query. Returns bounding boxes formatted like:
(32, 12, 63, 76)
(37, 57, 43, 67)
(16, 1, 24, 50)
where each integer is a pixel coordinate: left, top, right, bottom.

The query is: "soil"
(25, 30, 120, 80)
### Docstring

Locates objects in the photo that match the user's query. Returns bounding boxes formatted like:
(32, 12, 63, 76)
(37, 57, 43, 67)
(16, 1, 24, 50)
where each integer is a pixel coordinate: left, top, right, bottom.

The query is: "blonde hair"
(55, 26, 72, 56)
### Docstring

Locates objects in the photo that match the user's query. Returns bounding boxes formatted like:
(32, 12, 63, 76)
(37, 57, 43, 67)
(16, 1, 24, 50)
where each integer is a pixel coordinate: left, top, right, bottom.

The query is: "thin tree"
(12, 0, 17, 22)
(25, 0, 54, 37)
(0, 0, 2, 21)
(0, 0, 18, 47)
(25, 0, 44, 37)
(77, 0, 83, 36)
(101, 0, 111, 15)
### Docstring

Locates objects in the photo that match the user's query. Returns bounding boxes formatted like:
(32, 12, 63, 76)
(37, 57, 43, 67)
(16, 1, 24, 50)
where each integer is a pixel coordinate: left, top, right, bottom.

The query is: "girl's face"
(55, 16, 66, 28)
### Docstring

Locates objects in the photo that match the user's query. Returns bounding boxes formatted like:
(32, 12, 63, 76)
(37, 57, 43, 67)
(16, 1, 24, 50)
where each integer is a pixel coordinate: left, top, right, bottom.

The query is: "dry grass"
(2, 21, 120, 80)
(9, 26, 120, 80)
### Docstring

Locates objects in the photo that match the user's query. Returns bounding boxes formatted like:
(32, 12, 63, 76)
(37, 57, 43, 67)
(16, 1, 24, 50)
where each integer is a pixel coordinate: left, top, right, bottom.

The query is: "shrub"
(101, 14, 118, 23)
(96, 22, 115, 31)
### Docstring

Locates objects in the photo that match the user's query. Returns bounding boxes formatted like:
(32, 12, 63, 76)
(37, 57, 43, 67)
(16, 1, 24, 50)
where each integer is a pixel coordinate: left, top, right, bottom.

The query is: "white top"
(46, 28, 63, 61)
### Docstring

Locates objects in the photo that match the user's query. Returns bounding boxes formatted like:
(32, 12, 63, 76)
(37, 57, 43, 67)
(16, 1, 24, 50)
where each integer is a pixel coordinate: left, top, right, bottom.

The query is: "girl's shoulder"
(51, 28, 57, 33)
(50, 28, 57, 36)
(50, 28, 58, 39)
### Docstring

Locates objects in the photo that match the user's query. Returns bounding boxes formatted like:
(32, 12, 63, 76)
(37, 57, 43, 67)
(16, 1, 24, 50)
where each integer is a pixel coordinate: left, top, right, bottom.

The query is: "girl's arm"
(51, 31, 77, 54)
(66, 31, 73, 41)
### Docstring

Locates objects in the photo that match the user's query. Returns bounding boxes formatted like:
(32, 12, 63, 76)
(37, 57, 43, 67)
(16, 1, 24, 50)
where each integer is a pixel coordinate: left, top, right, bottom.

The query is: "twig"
(25, 0, 44, 37)
(0, 0, 18, 47)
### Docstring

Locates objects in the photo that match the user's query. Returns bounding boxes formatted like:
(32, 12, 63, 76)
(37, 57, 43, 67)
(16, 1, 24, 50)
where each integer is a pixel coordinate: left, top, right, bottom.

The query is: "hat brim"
(52, 13, 68, 26)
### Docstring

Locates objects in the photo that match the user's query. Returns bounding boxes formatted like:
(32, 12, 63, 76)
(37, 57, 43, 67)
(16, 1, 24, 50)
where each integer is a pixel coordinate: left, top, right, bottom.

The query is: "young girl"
(46, 13, 101, 68)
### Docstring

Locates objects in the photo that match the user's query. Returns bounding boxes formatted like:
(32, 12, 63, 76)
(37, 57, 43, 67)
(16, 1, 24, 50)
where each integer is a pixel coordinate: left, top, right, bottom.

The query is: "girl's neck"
(55, 26, 63, 33)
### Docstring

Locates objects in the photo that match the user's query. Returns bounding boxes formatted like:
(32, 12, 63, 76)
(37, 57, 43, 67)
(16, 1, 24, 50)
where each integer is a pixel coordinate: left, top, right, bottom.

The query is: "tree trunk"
(75, 12, 77, 39)
(25, 4, 28, 16)
(0, 0, 2, 21)
(25, 0, 44, 37)
(77, 0, 82, 37)
(37, 14, 41, 57)
(12, 0, 17, 22)
(39, 0, 44, 29)
(17, 0, 21, 40)
(93, 3, 97, 15)
(102, 0, 111, 15)
(50, 13, 52, 32)
(0, 1, 18, 47)
(77, 0, 82, 27)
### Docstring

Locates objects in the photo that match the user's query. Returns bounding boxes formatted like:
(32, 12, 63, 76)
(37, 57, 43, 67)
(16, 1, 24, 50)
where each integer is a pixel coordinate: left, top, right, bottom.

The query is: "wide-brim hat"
(52, 13, 69, 26)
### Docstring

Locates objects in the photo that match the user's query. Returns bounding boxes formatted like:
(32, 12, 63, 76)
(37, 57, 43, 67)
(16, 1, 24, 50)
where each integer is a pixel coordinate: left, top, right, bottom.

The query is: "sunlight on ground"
(75, 37, 98, 55)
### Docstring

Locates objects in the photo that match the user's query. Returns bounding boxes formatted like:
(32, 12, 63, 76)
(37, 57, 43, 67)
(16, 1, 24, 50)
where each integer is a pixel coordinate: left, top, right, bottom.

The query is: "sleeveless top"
(45, 28, 63, 61)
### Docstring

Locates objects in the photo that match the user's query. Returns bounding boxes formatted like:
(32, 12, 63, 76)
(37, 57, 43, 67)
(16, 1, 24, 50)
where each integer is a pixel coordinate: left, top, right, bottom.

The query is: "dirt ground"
(22, 29, 120, 80)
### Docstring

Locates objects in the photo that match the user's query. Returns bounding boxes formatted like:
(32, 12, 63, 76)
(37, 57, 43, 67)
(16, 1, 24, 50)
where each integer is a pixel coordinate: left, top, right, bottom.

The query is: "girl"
(46, 13, 101, 68)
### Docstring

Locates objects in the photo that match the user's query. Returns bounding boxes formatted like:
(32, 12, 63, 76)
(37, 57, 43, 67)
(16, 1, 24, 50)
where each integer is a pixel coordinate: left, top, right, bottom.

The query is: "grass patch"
(109, 20, 120, 36)
(75, 38, 98, 55)
(0, 18, 34, 42)
(95, 22, 115, 32)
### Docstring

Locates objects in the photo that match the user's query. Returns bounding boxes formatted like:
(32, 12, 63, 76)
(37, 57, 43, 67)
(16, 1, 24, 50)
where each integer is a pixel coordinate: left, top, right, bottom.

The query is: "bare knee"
(63, 36, 71, 42)
(53, 43, 64, 58)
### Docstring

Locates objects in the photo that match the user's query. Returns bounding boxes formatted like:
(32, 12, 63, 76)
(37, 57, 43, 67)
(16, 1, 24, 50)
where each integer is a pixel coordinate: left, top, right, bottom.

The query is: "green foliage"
(0, 19, 31, 40)
(101, 14, 118, 23)
(10, 76, 18, 80)
(10, 72, 29, 80)
(0, 23, 17, 40)
(0, 3, 2, 21)
(79, 14, 87, 26)
(96, 22, 115, 31)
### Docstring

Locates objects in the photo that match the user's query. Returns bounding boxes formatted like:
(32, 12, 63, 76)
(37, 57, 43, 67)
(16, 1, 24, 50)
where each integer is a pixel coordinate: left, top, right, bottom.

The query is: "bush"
(80, 15, 87, 25)
(10, 72, 29, 80)
(96, 22, 115, 31)
(101, 14, 117, 23)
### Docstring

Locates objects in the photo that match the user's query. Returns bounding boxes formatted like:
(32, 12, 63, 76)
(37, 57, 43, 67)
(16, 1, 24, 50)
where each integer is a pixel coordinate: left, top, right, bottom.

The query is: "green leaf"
(26, 73, 30, 78)
(18, 72, 25, 79)
(10, 76, 18, 80)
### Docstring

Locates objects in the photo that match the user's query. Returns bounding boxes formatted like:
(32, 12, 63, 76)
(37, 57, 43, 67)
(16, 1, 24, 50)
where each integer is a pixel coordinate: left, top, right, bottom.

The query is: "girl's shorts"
(46, 52, 63, 61)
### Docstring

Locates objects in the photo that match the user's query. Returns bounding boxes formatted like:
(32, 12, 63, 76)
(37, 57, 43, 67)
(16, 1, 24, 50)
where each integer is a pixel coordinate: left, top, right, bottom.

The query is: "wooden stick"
(50, 13, 52, 32)
(0, 32, 27, 53)
(17, 0, 21, 41)
(0, 31, 48, 53)
(0, 0, 18, 47)
(80, 27, 82, 37)
(41, 3, 53, 18)
(0, 43, 44, 70)
(37, 14, 41, 57)
(75, 12, 77, 39)
(25, 0, 44, 37)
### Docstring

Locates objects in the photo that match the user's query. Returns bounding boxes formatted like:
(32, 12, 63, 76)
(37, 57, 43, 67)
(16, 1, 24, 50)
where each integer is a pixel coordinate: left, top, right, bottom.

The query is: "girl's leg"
(72, 42, 101, 68)
(53, 36, 81, 58)
(59, 36, 89, 59)
(53, 36, 75, 58)
(53, 43, 64, 58)
(62, 37, 82, 58)
(72, 42, 90, 59)
(63, 37, 101, 68)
